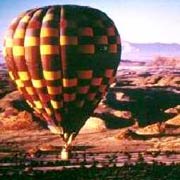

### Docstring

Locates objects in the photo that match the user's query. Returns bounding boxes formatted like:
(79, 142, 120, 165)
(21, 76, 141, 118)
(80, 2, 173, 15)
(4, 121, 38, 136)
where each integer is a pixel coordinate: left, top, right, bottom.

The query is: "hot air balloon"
(3, 5, 121, 159)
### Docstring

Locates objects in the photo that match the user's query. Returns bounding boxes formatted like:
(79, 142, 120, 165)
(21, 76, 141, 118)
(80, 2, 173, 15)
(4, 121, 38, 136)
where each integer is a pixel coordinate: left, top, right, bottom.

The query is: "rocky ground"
(0, 59, 180, 178)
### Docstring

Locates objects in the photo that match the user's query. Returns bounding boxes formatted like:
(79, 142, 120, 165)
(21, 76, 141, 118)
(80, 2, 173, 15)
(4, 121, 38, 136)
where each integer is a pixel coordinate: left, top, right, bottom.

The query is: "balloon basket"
(61, 147, 70, 161)
(60, 132, 74, 160)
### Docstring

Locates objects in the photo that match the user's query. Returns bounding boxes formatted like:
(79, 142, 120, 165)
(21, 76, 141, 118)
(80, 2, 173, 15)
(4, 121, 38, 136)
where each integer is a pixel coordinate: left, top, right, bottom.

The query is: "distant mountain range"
(1, 42, 180, 63)
(122, 42, 180, 61)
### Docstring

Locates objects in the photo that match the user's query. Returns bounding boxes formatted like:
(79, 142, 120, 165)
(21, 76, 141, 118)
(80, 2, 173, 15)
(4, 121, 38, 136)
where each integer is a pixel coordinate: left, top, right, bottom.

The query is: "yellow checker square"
(32, 79, 46, 88)
(13, 46, 24, 56)
(40, 28, 58, 37)
(2, 48, 7, 57)
(21, 15, 31, 23)
(25, 37, 39, 46)
(63, 78, 77, 87)
(34, 100, 43, 109)
(25, 87, 35, 95)
(43, 14, 54, 21)
(18, 71, 30, 81)
(8, 71, 15, 80)
(5, 37, 13, 47)
(14, 29, 25, 38)
(60, 36, 78, 45)
(45, 108, 53, 116)
(15, 79, 24, 88)
(40, 45, 59, 55)
(43, 70, 61, 80)
(50, 100, 62, 109)
(34, 9, 43, 17)
(47, 86, 62, 95)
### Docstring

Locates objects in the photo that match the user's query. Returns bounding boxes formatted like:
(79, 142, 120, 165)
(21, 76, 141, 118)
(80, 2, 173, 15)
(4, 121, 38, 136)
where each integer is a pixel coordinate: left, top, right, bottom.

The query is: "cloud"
(122, 41, 139, 53)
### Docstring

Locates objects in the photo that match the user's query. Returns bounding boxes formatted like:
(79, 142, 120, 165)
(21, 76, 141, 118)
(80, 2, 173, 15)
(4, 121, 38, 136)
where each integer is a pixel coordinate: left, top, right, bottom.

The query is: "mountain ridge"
(122, 41, 180, 61)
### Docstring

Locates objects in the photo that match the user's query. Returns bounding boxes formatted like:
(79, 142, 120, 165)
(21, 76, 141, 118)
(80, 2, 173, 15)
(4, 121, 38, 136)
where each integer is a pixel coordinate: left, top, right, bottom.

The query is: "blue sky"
(0, 0, 180, 49)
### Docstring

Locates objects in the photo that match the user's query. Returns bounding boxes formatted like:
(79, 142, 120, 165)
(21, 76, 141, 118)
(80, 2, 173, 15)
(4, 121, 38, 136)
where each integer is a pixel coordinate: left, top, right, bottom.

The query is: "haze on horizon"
(0, 0, 180, 49)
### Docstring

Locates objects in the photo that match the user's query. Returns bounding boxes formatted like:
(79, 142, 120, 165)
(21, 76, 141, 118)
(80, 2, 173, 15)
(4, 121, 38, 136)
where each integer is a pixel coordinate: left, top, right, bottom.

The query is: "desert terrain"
(0, 56, 180, 179)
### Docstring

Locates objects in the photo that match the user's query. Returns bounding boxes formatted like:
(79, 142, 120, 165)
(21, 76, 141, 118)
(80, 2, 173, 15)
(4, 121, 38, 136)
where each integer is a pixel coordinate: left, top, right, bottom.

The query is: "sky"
(0, 0, 180, 49)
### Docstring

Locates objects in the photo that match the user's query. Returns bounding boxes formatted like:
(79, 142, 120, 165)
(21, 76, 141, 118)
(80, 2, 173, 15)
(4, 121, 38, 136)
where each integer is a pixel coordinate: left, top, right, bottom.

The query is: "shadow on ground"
(2, 86, 179, 130)
(105, 87, 179, 127)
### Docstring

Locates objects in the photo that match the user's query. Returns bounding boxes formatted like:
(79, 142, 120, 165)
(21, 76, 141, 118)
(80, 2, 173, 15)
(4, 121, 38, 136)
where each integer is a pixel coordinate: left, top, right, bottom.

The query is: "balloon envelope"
(3, 5, 121, 136)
